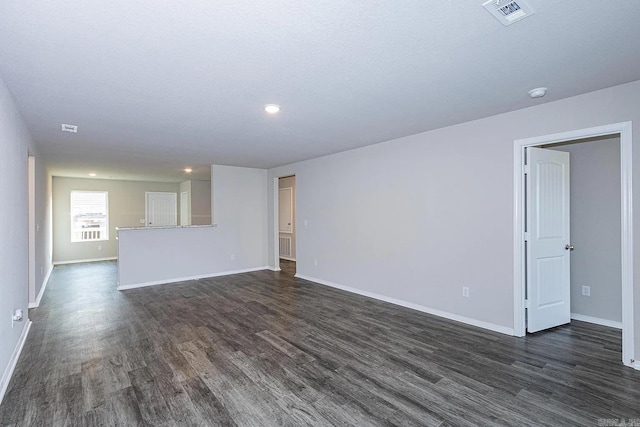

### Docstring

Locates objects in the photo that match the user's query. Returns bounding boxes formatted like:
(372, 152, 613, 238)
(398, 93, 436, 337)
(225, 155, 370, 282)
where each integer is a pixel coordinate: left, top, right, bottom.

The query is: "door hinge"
(524, 299, 530, 309)
(524, 164, 530, 174)
(524, 231, 529, 242)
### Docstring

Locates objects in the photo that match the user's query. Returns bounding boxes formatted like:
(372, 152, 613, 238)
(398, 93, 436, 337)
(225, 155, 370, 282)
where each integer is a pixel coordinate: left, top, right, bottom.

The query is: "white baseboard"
(268, 267, 282, 272)
(0, 321, 32, 405)
(117, 266, 270, 291)
(633, 361, 640, 371)
(280, 256, 296, 262)
(295, 274, 514, 336)
(29, 264, 53, 308)
(571, 313, 623, 329)
(53, 257, 117, 265)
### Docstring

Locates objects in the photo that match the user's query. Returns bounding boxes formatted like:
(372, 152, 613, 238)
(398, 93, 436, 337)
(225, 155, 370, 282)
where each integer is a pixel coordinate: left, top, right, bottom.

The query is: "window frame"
(70, 190, 109, 243)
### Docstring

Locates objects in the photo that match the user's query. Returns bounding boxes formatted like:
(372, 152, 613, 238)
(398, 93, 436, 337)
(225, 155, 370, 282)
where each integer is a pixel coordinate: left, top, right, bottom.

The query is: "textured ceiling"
(1, 1, 639, 181)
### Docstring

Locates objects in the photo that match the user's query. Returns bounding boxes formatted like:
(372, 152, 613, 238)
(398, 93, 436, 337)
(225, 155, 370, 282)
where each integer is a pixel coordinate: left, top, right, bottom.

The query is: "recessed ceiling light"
(264, 104, 281, 114)
(184, 168, 193, 173)
(528, 87, 547, 99)
(88, 173, 97, 177)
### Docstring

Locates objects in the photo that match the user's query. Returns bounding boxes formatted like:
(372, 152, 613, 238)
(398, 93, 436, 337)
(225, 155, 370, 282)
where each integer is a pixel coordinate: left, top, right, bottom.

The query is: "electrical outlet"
(582, 285, 591, 297)
(462, 287, 470, 298)
(12, 309, 23, 328)
(314, 259, 318, 266)
(97, 245, 103, 251)
(230, 253, 235, 260)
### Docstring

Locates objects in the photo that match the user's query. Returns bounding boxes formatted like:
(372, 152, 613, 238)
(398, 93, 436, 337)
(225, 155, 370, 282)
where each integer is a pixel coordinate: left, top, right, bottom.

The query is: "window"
(70, 191, 109, 242)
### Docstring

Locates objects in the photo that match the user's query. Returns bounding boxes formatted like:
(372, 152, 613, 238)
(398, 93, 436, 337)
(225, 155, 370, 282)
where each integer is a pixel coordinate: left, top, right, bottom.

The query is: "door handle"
(565, 244, 574, 251)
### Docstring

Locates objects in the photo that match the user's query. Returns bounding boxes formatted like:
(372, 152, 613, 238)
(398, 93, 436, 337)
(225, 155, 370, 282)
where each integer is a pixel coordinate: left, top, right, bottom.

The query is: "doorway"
(513, 122, 634, 367)
(277, 175, 296, 275)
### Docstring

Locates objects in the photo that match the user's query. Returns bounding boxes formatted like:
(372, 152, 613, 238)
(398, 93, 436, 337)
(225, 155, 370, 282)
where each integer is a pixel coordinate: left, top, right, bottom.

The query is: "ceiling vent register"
(483, 0, 535, 26)
(61, 123, 78, 133)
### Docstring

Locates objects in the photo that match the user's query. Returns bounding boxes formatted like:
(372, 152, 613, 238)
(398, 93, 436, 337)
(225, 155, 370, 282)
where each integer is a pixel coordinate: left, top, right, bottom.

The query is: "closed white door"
(279, 187, 293, 233)
(526, 147, 571, 333)
(146, 192, 177, 227)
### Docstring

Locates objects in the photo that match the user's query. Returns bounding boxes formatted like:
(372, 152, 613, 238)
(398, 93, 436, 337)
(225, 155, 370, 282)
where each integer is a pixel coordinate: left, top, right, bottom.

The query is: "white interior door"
(146, 192, 177, 227)
(526, 147, 571, 333)
(279, 187, 293, 233)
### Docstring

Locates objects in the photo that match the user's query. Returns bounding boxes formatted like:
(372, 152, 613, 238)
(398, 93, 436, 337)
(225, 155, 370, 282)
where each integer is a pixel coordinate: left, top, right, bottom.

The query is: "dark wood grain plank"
(2, 260, 639, 427)
(182, 376, 237, 427)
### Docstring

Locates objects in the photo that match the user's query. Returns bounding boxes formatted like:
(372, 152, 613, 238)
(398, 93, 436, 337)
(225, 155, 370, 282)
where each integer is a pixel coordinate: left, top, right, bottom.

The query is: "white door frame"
(513, 121, 634, 368)
(272, 175, 296, 271)
(272, 177, 281, 271)
(28, 155, 36, 307)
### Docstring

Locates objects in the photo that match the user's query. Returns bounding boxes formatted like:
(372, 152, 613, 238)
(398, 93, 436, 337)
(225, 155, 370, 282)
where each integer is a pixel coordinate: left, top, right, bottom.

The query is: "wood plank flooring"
(1, 260, 638, 426)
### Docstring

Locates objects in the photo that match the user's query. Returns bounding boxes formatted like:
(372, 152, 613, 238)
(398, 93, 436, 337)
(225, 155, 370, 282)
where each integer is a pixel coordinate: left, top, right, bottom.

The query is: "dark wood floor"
(1, 262, 638, 426)
(278, 259, 296, 276)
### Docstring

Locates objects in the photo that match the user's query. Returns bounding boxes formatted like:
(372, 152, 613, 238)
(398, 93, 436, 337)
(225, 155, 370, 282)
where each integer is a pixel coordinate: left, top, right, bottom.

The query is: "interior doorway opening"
(513, 122, 634, 368)
(540, 136, 623, 331)
(276, 175, 296, 275)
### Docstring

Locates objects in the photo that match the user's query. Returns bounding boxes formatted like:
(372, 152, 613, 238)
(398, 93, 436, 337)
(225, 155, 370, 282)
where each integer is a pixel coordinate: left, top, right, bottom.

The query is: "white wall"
(268, 80, 640, 358)
(118, 165, 267, 288)
(0, 75, 48, 402)
(178, 180, 211, 226)
(180, 180, 191, 226)
(190, 180, 212, 226)
(548, 136, 622, 324)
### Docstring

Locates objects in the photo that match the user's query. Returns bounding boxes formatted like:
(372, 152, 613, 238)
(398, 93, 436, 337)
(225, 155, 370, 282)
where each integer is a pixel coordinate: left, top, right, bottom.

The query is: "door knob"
(565, 244, 574, 251)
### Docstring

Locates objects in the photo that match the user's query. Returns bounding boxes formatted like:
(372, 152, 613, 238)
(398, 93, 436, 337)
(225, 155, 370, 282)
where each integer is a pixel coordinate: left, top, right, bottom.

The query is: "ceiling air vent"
(61, 123, 78, 133)
(483, 0, 535, 26)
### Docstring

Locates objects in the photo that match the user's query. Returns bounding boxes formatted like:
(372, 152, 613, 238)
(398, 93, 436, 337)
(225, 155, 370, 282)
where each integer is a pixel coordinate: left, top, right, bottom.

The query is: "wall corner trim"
(0, 321, 32, 405)
(117, 266, 270, 291)
(29, 264, 53, 309)
(295, 274, 514, 336)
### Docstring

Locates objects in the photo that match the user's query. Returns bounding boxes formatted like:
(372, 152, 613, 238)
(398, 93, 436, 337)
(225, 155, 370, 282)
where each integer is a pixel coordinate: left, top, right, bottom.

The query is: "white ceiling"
(1, 1, 639, 181)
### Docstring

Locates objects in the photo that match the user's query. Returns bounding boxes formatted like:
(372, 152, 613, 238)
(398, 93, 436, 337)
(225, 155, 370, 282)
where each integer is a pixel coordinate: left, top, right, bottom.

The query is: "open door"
(526, 147, 571, 333)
